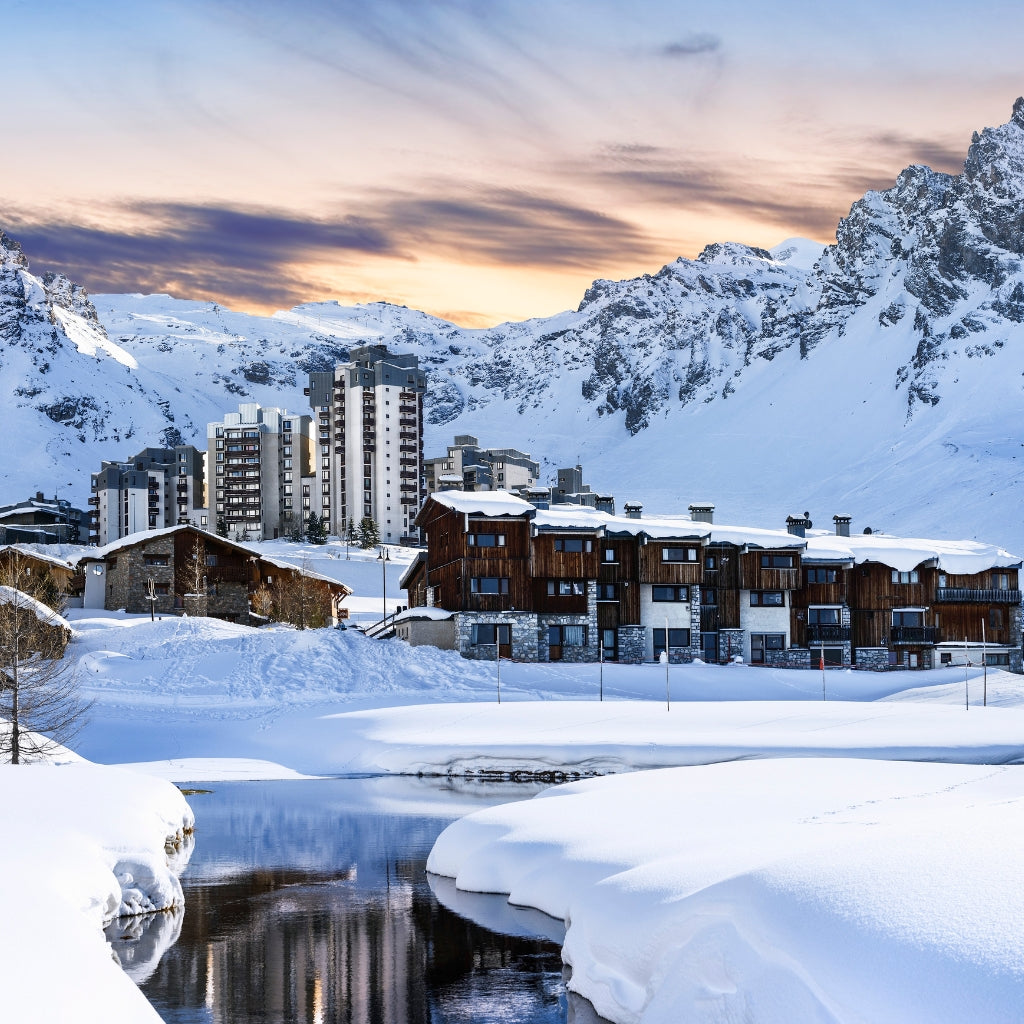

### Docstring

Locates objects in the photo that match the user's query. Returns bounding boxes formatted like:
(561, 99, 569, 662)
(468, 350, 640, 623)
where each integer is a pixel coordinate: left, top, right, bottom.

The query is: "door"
(548, 625, 563, 662)
(601, 628, 617, 661)
(701, 632, 719, 664)
(497, 624, 512, 660)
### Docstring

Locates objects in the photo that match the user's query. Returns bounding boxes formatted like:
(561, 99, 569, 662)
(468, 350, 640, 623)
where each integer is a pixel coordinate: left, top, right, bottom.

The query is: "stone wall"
(617, 625, 646, 664)
(105, 538, 177, 615)
(854, 647, 891, 671)
(455, 610, 540, 661)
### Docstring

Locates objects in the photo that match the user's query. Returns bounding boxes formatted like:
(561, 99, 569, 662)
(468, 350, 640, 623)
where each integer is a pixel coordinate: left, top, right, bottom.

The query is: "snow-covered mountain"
(4, 100, 1024, 550)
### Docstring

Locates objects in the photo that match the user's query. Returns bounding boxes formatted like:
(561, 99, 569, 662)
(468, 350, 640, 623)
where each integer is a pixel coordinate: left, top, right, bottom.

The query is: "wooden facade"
(409, 496, 1023, 669)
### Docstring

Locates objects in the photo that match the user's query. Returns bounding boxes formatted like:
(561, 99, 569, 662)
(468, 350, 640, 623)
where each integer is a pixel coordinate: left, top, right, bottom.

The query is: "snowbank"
(320, 699, 1024, 776)
(428, 758, 1024, 1024)
(0, 763, 194, 1023)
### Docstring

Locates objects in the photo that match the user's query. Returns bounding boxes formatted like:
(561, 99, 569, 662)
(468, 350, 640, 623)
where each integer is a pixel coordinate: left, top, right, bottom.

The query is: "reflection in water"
(130, 777, 572, 1024)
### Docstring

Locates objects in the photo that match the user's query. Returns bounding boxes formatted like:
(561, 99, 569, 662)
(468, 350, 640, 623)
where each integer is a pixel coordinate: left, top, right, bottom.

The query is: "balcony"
(88, 496, 100, 506)
(889, 626, 940, 645)
(400, 444, 417, 453)
(806, 624, 851, 643)
(399, 418, 417, 428)
(399, 430, 417, 440)
(936, 588, 1022, 604)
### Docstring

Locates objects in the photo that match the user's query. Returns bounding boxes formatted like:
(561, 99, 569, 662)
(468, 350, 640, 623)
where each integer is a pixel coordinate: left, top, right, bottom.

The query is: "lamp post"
(377, 546, 391, 626)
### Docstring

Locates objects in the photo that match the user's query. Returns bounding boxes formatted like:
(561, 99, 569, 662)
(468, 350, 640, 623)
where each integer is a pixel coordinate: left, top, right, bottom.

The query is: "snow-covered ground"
(429, 757, 1024, 1024)
(7, 578, 1024, 1024)
(0, 763, 194, 1024)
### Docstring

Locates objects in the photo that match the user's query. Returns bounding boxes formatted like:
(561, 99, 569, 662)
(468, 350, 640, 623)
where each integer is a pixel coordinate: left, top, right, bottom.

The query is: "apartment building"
(89, 446, 206, 545)
(306, 345, 427, 545)
(207, 404, 313, 541)
(403, 493, 1023, 671)
(424, 435, 540, 495)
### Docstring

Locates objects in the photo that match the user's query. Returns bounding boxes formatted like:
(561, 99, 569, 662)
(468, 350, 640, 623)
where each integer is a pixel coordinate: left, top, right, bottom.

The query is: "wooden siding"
(531, 534, 600, 579)
(533, 578, 588, 614)
(845, 562, 936, 613)
(738, 552, 801, 591)
(639, 543, 703, 585)
(935, 604, 1015, 645)
(598, 538, 640, 624)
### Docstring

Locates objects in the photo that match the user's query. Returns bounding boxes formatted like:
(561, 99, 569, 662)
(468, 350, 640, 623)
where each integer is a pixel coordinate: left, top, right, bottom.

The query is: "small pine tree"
(358, 516, 380, 549)
(306, 512, 328, 545)
(216, 516, 229, 538)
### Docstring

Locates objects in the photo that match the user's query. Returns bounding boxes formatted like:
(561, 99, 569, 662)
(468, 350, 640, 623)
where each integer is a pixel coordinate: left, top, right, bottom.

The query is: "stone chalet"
(403, 492, 1023, 671)
(79, 525, 351, 626)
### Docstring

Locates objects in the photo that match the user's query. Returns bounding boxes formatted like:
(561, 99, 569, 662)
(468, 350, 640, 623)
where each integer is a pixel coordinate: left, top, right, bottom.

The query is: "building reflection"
(132, 780, 568, 1024)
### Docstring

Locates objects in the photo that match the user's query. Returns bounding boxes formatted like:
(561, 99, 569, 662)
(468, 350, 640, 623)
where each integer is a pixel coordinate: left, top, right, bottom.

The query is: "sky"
(4, 0, 1024, 326)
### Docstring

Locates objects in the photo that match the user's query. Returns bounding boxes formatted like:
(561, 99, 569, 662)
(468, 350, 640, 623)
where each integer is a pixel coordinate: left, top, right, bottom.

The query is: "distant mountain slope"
(3, 101, 1024, 551)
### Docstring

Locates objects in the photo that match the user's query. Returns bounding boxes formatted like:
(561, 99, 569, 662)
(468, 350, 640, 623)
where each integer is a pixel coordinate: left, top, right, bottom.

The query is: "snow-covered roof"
(703, 522, 807, 550)
(424, 490, 535, 518)
(398, 550, 426, 590)
(257, 553, 352, 593)
(533, 506, 710, 540)
(391, 606, 454, 623)
(82, 525, 259, 563)
(0, 545, 76, 572)
(804, 532, 1022, 574)
(0, 586, 71, 630)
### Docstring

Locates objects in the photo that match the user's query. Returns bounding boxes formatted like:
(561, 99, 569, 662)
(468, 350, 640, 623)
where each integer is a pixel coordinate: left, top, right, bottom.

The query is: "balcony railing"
(936, 588, 1022, 604)
(806, 624, 851, 643)
(889, 625, 941, 645)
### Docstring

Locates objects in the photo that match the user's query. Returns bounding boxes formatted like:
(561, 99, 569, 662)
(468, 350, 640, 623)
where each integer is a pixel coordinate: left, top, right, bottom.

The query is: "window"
(596, 583, 617, 600)
(760, 554, 795, 568)
(469, 533, 506, 547)
(703, 588, 717, 606)
(554, 537, 592, 553)
(662, 547, 697, 562)
(992, 573, 1011, 590)
(547, 580, 584, 596)
(653, 628, 691, 656)
(892, 611, 923, 627)
(989, 608, 1004, 629)
(154, 583, 169, 596)
(471, 623, 511, 646)
(705, 554, 717, 569)
(549, 624, 587, 646)
(750, 591, 784, 606)
(808, 607, 841, 625)
(891, 570, 919, 584)
(143, 555, 169, 566)
(471, 577, 509, 595)
(603, 547, 616, 563)
(601, 628, 616, 655)
(652, 585, 689, 602)
(806, 568, 837, 584)
(987, 652, 1010, 666)
(940, 652, 952, 665)
(750, 633, 785, 663)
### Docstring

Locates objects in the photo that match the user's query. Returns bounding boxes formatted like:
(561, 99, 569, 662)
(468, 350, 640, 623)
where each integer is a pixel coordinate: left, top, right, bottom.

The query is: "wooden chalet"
(79, 525, 351, 626)
(408, 494, 1024, 671)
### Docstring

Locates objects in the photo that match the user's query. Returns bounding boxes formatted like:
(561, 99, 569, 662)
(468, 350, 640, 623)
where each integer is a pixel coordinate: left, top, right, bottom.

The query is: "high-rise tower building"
(307, 345, 427, 545)
(207, 404, 314, 541)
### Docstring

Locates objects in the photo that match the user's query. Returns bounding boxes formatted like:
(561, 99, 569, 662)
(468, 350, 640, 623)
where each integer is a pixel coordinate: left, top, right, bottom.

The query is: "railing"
(806, 624, 851, 643)
(889, 625, 941, 644)
(936, 588, 1022, 603)
(207, 566, 249, 583)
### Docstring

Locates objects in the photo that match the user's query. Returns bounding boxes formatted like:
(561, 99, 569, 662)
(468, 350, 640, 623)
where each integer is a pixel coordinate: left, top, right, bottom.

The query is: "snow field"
(0, 763, 194, 1024)
(427, 758, 1024, 1024)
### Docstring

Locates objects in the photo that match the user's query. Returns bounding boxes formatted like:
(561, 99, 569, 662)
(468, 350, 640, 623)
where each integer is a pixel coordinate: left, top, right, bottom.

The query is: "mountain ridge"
(3, 101, 1024, 550)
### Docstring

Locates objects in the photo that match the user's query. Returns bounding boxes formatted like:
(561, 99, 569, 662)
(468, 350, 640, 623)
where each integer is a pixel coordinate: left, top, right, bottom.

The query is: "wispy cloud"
(4, 185, 656, 308)
(661, 33, 721, 58)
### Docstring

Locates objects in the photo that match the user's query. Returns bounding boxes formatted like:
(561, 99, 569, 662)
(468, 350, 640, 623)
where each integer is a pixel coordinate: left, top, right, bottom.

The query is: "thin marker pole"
(599, 636, 604, 701)
(982, 617, 987, 707)
(964, 635, 969, 710)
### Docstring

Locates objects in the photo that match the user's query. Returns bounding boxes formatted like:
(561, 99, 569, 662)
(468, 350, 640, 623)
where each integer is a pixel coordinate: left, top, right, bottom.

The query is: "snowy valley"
(5, 100, 1024, 548)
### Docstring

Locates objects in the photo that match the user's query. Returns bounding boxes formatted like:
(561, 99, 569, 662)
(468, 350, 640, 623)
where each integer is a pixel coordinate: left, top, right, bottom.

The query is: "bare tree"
(177, 536, 207, 599)
(0, 555, 89, 764)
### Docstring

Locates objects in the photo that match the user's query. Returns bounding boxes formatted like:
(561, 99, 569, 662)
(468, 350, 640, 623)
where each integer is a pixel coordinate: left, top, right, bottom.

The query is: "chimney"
(786, 511, 812, 537)
(688, 502, 715, 524)
(833, 514, 852, 537)
(624, 502, 643, 520)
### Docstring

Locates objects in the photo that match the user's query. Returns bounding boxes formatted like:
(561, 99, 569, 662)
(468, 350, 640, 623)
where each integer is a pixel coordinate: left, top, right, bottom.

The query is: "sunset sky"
(5, 0, 1023, 326)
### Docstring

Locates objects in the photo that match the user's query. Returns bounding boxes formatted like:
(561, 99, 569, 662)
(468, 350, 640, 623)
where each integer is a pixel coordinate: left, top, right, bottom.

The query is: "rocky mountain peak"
(0, 229, 29, 269)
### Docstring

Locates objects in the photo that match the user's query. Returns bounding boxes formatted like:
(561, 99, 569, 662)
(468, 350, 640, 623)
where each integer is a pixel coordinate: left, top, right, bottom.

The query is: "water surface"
(108, 776, 580, 1023)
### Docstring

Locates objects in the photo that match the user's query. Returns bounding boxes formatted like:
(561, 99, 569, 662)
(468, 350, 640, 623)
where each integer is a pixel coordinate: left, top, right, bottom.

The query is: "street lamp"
(377, 546, 391, 625)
